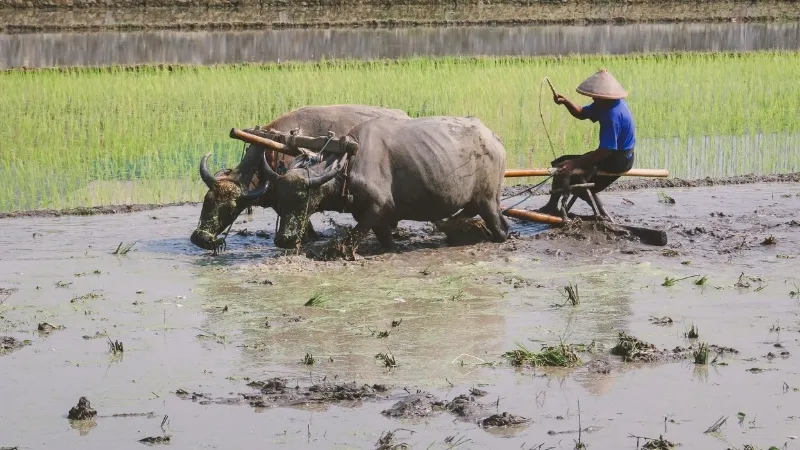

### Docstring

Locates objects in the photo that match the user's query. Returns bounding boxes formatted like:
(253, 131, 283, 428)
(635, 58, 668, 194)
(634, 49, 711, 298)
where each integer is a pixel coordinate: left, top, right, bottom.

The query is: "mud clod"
(649, 316, 674, 326)
(446, 394, 482, 418)
(37, 322, 64, 334)
(480, 412, 530, 428)
(1, 336, 30, 356)
(381, 393, 445, 418)
(433, 216, 492, 246)
(610, 332, 665, 363)
(641, 435, 677, 449)
(68, 397, 97, 420)
(240, 378, 390, 409)
(469, 387, 487, 397)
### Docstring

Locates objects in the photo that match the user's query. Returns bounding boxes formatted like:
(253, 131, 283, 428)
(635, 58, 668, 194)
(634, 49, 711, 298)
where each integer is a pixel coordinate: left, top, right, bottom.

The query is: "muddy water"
(1, 183, 800, 449)
(2, 22, 800, 69)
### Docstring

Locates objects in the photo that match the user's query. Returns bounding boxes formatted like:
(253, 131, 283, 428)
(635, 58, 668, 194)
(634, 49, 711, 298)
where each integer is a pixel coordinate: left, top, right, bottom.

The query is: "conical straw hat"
(576, 68, 628, 100)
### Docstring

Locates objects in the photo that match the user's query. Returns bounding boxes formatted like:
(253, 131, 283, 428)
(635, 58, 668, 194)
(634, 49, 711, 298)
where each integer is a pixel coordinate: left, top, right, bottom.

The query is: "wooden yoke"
(232, 127, 359, 156)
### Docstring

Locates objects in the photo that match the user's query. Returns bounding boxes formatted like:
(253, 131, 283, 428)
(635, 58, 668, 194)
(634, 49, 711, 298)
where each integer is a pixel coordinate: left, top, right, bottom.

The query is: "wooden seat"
(557, 168, 614, 222)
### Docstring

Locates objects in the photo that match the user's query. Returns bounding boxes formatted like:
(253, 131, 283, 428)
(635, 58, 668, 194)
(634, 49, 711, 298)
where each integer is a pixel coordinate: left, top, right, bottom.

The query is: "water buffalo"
(259, 115, 511, 257)
(190, 104, 410, 251)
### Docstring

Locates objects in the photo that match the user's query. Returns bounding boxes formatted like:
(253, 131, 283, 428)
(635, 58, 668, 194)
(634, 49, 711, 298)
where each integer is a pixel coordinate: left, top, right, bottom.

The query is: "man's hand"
(553, 93, 568, 105)
(556, 159, 575, 174)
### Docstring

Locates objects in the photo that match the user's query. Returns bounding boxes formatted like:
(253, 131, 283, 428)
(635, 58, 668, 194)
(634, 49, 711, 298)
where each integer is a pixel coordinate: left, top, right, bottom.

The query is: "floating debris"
(138, 436, 171, 445)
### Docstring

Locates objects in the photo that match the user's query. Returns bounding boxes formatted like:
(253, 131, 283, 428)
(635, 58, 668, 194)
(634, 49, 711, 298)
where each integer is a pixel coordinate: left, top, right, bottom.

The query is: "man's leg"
(536, 154, 581, 215)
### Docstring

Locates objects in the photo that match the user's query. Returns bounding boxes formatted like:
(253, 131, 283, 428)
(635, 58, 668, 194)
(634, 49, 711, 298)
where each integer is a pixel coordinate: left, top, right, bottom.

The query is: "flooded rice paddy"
(2, 22, 800, 69)
(2, 182, 799, 449)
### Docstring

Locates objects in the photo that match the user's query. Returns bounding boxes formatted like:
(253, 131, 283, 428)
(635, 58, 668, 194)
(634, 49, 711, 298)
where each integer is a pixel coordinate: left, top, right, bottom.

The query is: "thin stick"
(539, 77, 559, 160)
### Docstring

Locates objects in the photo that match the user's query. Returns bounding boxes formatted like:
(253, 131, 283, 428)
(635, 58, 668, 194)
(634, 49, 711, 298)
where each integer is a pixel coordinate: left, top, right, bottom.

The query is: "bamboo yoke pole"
(229, 128, 301, 157)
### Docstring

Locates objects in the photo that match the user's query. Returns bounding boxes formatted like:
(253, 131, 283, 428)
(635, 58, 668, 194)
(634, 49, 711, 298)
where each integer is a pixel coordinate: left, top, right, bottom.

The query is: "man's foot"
(535, 204, 560, 216)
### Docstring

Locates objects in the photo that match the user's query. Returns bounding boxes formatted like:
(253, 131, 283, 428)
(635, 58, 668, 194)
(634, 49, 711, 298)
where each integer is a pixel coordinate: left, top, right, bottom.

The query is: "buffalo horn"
(241, 152, 271, 200)
(200, 153, 217, 188)
(308, 158, 344, 188)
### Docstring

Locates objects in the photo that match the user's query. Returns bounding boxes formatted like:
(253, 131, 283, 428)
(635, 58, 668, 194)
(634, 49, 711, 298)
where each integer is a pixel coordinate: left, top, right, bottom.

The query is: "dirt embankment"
(1, 0, 798, 33)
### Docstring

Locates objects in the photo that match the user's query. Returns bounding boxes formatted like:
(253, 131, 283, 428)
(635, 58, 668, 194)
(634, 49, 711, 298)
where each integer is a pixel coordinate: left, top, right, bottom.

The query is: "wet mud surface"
(1, 182, 800, 449)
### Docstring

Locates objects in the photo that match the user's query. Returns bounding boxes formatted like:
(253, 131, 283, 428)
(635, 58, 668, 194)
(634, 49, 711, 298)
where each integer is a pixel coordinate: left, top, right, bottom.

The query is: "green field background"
(2, 51, 799, 212)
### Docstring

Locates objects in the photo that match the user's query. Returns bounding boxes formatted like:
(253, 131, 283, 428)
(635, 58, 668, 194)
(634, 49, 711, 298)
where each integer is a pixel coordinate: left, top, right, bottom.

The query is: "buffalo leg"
(372, 224, 394, 249)
(478, 200, 509, 243)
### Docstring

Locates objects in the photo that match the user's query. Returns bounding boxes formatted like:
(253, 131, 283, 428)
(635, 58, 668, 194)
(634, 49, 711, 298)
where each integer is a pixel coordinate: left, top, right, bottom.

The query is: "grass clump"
(502, 342, 583, 368)
(693, 342, 710, 364)
(3, 51, 800, 213)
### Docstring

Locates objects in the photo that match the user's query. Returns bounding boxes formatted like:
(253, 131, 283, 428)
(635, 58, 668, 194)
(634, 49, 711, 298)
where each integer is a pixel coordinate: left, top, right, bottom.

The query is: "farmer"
(536, 68, 636, 217)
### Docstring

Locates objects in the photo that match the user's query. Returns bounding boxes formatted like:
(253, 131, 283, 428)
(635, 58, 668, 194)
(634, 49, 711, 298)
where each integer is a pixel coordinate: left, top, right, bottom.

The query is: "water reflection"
(2, 22, 799, 69)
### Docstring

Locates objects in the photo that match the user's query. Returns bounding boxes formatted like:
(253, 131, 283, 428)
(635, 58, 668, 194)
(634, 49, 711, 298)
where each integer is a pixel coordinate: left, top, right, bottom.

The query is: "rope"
(539, 77, 559, 160)
(496, 76, 560, 213)
(500, 174, 554, 212)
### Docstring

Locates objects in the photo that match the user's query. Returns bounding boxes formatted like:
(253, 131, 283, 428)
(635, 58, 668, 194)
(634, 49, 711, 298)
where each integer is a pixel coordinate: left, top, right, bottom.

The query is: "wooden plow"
(502, 166, 670, 246)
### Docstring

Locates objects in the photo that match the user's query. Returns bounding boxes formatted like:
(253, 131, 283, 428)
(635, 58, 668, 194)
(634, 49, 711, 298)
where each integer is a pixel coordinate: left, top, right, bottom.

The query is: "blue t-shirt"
(582, 99, 636, 157)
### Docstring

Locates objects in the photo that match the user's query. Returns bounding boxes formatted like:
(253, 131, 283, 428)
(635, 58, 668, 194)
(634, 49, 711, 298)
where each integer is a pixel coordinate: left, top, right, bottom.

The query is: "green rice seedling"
(375, 352, 396, 368)
(694, 276, 708, 286)
(684, 323, 700, 339)
(693, 342, 710, 364)
(502, 342, 583, 368)
(107, 337, 124, 354)
(2, 51, 800, 212)
(562, 283, 580, 306)
(112, 241, 137, 255)
(304, 292, 325, 307)
(658, 192, 676, 204)
(302, 353, 315, 365)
